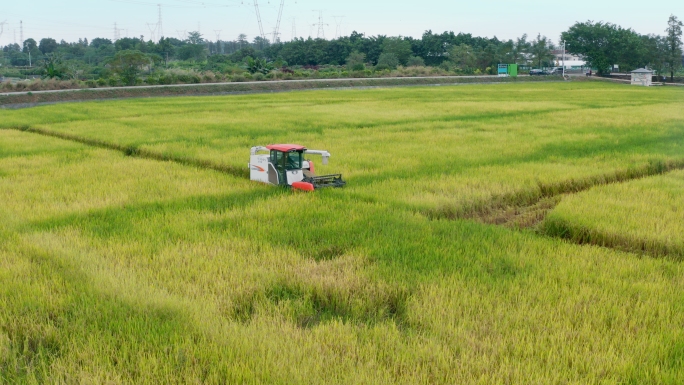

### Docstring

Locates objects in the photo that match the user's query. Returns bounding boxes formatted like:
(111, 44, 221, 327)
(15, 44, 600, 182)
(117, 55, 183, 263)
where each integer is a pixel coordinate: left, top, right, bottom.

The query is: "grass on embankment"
(2, 130, 684, 383)
(541, 170, 684, 258)
(0, 75, 558, 107)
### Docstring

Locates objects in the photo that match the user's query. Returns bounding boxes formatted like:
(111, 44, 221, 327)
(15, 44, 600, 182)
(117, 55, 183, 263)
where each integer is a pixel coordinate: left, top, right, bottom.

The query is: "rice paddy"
(1, 82, 684, 384)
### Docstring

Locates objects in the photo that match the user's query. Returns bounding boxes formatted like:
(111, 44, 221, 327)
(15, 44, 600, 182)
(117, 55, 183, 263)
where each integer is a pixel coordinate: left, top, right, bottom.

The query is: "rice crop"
(542, 169, 684, 258)
(2, 82, 684, 384)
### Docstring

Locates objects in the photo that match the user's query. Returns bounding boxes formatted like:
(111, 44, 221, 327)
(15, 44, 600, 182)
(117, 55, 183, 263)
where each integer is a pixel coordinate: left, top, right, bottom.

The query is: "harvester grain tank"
(249, 144, 346, 190)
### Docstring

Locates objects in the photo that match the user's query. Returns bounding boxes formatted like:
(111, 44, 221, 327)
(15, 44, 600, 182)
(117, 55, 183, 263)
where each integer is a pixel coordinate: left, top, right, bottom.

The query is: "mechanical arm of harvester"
(250, 146, 269, 155)
(304, 149, 331, 165)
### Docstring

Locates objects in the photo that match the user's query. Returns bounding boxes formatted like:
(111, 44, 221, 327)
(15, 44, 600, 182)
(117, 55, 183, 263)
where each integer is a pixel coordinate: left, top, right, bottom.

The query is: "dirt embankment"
(0, 75, 560, 108)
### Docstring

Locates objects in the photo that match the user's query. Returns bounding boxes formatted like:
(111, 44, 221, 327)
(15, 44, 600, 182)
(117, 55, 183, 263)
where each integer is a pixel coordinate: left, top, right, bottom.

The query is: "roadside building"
(631, 68, 653, 86)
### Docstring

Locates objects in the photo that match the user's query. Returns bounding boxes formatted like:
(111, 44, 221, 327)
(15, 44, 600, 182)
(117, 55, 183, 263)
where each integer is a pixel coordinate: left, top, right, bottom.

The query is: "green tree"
(406, 55, 425, 67)
(346, 51, 366, 71)
(39, 38, 58, 54)
(381, 37, 412, 65)
(512, 34, 530, 64)
(178, 44, 206, 61)
(187, 31, 204, 45)
(664, 14, 683, 81)
(245, 56, 272, 74)
(642, 34, 667, 77)
(41, 53, 65, 79)
(448, 44, 477, 72)
(108, 50, 151, 85)
(376, 52, 399, 70)
(530, 34, 554, 68)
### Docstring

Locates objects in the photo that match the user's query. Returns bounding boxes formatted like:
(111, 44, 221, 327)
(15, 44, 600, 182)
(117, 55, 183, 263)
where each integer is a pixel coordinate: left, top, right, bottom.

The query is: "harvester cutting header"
(249, 144, 346, 191)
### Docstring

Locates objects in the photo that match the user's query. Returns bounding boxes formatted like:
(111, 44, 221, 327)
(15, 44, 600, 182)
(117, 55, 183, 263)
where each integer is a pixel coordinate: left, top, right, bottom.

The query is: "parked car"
(548, 67, 564, 75)
(529, 69, 547, 76)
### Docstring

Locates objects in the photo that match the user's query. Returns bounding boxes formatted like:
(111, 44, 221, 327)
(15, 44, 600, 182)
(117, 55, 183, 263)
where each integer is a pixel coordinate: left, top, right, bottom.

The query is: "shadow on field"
(3, 126, 250, 179)
(1, 233, 206, 383)
(31, 188, 282, 240)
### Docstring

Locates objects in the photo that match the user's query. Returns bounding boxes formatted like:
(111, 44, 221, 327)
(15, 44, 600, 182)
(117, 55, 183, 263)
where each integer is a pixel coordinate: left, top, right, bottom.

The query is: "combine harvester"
(249, 144, 346, 191)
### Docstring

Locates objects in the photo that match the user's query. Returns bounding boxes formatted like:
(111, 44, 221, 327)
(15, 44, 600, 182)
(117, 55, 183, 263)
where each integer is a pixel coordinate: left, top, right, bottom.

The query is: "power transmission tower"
(176, 30, 187, 40)
(157, 4, 163, 38)
(271, 0, 285, 43)
(114, 23, 124, 41)
(19, 20, 23, 44)
(290, 18, 296, 41)
(146, 23, 157, 42)
(333, 16, 344, 39)
(312, 11, 328, 40)
(214, 30, 222, 54)
(0, 21, 7, 42)
(253, 0, 265, 41)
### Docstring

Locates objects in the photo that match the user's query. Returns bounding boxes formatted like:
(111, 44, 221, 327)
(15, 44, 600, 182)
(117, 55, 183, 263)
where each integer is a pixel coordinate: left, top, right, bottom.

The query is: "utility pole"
(562, 41, 566, 77)
(312, 10, 328, 40)
(290, 18, 296, 41)
(25, 43, 31, 67)
(19, 20, 23, 45)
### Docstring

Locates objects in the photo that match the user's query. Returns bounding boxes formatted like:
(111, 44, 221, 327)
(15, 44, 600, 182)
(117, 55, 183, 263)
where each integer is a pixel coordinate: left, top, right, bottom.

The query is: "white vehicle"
(249, 144, 346, 191)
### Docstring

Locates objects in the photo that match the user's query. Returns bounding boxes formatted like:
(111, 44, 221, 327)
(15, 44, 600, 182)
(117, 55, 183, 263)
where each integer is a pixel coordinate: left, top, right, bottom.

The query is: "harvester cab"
(249, 144, 346, 190)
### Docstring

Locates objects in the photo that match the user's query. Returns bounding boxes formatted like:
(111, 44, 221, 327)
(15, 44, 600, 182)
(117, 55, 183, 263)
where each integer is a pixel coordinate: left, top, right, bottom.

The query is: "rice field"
(1, 82, 684, 384)
(542, 170, 684, 258)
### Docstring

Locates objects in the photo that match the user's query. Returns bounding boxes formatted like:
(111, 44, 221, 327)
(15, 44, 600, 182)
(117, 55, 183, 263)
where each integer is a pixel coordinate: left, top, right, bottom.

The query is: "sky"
(1, 0, 682, 46)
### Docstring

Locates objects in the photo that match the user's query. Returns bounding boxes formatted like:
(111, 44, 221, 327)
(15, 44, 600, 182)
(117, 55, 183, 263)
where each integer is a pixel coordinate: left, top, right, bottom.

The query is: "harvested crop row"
(540, 170, 684, 258)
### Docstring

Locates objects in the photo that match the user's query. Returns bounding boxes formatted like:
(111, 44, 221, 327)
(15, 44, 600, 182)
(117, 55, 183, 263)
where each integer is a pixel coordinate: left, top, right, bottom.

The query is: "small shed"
(631, 68, 653, 86)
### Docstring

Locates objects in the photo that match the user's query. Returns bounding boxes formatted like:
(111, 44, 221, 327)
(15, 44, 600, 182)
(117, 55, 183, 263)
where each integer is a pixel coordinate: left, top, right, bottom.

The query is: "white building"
(631, 68, 653, 86)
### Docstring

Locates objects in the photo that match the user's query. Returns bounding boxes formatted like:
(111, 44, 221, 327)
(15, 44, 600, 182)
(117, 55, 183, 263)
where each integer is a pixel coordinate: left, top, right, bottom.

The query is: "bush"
(407, 56, 425, 67)
(85, 80, 98, 88)
(97, 78, 107, 87)
(253, 73, 265, 81)
(376, 53, 399, 70)
(346, 51, 366, 71)
(108, 76, 121, 87)
(231, 74, 247, 82)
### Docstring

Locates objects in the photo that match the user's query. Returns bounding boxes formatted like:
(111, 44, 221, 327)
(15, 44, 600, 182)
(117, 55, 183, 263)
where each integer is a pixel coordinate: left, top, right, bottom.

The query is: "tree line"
(1, 15, 681, 84)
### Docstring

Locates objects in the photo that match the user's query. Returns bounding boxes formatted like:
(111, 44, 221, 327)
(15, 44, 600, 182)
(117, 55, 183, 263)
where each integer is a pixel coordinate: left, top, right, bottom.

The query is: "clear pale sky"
(1, 0, 682, 46)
